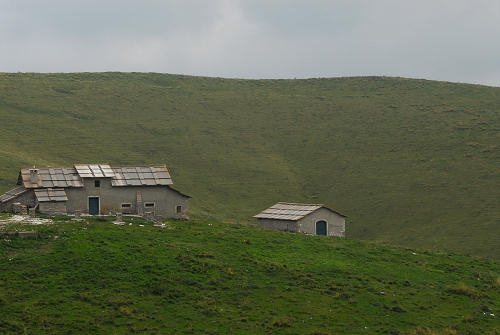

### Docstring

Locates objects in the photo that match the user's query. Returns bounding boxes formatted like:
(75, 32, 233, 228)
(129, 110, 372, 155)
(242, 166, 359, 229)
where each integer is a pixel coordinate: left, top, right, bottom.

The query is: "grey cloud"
(0, 0, 499, 86)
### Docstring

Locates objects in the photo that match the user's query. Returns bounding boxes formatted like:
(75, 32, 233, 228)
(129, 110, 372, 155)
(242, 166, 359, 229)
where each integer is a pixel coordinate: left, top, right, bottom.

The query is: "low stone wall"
(257, 218, 298, 232)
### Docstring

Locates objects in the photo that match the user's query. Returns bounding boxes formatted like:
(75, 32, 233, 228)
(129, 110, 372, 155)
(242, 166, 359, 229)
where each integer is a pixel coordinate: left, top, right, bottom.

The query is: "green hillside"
(0, 73, 498, 257)
(1, 216, 499, 334)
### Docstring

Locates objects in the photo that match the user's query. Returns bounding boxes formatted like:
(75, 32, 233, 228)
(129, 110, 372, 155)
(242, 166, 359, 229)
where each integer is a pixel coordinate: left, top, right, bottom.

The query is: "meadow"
(0, 216, 499, 334)
(0, 73, 499, 258)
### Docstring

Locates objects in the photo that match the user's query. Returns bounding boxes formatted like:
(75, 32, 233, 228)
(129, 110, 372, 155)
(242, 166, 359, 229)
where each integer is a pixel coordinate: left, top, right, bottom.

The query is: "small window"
(145, 202, 155, 208)
(121, 203, 132, 208)
(176, 205, 182, 213)
(94, 180, 100, 188)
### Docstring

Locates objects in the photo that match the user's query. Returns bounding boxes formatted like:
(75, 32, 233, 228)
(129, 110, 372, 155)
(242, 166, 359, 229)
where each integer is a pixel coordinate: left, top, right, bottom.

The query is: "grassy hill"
(0, 216, 499, 334)
(0, 73, 498, 258)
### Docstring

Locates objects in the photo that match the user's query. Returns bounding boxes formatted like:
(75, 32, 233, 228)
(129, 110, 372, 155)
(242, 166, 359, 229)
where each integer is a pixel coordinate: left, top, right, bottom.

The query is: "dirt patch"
(0, 215, 53, 226)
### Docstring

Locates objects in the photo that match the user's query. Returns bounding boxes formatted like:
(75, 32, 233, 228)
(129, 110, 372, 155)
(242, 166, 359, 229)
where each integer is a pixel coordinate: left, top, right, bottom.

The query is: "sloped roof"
(18, 164, 173, 188)
(167, 186, 191, 198)
(19, 167, 84, 189)
(111, 166, 172, 186)
(74, 164, 115, 178)
(0, 186, 28, 203)
(253, 202, 346, 221)
(34, 188, 68, 202)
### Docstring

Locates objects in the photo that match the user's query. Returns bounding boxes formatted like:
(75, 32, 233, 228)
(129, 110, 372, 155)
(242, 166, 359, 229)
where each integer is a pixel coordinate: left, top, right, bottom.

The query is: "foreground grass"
(0, 73, 499, 258)
(0, 217, 498, 334)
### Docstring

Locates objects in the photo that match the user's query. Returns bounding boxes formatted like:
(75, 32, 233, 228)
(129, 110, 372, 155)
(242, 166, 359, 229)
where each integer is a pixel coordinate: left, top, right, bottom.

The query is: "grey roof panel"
(113, 172, 124, 180)
(155, 172, 170, 179)
(52, 180, 65, 187)
(111, 179, 127, 186)
(254, 202, 346, 220)
(143, 179, 156, 185)
(0, 186, 28, 203)
(254, 202, 323, 220)
(156, 179, 171, 185)
(75, 164, 114, 178)
(21, 164, 174, 188)
(20, 167, 83, 189)
(34, 188, 68, 202)
(42, 181, 54, 188)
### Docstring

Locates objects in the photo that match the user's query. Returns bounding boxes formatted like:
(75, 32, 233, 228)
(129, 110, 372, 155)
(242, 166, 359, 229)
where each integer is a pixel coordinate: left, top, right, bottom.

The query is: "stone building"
(254, 202, 346, 237)
(0, 164, 189, 219)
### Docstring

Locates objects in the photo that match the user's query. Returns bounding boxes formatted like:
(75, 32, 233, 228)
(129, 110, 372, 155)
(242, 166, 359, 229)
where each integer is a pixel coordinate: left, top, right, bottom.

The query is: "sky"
(1, 0, 499, 86)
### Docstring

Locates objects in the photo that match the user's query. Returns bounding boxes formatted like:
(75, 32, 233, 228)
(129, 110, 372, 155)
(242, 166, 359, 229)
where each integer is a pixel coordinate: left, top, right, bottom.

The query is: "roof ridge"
(112, 165, 167, 168)
(21, 166, 76, 170)
(255, 202, 347, 219)
(276, 202, 324, 206)
(21, 164, 168, 169)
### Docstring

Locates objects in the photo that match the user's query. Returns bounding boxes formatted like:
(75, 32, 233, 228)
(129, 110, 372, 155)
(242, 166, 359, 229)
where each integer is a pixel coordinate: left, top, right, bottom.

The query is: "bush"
(406, 326, 457, 335)
(446, 283, 482, 299)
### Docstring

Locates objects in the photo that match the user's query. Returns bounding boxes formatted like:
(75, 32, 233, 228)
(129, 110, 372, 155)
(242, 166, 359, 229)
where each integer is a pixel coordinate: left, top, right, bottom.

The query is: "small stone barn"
(254, 202, 346, 237)
(0, 164, 190, 219)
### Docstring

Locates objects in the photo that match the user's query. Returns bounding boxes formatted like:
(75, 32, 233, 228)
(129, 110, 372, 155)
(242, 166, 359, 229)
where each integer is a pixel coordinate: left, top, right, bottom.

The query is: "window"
(144, 202, 155, 208)
(121, 203, 132, 208)
(94, 180, 100, 188)
(176, 205, 182, 214)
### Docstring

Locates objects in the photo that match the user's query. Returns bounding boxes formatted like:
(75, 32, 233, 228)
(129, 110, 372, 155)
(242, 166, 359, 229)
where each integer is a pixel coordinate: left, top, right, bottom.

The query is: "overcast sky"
(1, 0, 499, 86)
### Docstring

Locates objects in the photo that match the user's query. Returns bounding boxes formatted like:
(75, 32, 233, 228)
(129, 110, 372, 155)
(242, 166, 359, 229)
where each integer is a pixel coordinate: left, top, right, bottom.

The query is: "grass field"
(0, 73, 499, 258)
(0, 216, 499, 334)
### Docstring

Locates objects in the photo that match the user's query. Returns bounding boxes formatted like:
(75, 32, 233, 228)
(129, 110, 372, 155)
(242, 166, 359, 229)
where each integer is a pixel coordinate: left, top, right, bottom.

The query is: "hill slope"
(1, 216, 499, 334)
(0, 73, 499, 257)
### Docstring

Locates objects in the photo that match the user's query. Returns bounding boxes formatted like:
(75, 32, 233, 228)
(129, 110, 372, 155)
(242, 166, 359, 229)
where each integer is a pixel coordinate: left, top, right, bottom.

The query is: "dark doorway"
(89, 197, 100, 215)
(316, 221, 327, 235)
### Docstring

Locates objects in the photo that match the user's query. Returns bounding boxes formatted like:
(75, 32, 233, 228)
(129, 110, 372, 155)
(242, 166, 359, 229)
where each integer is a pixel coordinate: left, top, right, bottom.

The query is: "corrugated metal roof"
(18, 164, 173, 188)
(111, 166, 172, 187)
(20, 167, 84, 189)
(34, 188, 68, 202)
(0, 186, 28, 203)
(74, 164, 115, 178)
(254, 202, 346, 221)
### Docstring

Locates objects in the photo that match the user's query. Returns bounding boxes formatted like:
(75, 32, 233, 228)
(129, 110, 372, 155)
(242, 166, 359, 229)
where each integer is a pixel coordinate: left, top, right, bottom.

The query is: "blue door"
(316, 221, 327, 235)
(89, 197, 99, 215)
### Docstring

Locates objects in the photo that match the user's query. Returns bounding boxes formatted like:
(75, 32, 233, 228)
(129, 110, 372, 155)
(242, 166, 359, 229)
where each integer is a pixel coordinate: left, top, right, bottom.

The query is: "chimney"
(29, 168, 39, 185)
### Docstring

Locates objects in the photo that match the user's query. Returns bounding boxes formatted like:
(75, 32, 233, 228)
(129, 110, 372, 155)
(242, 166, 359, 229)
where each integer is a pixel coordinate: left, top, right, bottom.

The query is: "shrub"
(270, 317, 292, 328)
(446, 282, 482, 299)
(406, 326, 457, 335)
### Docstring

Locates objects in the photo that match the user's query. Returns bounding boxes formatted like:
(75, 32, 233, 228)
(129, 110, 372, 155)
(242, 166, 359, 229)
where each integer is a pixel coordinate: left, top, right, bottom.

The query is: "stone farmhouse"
(254, 202, 346, 237)
(0, 164, 189, 219)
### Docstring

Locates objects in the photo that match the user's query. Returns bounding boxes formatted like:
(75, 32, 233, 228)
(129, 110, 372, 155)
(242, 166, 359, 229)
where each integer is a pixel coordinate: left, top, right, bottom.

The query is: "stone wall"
(297, 207, 345, 237)
(64, 178, 189, 219)
(0, 190, 36, 212)
(38, 201, 67, 215)
(256, 218, 299, 232)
